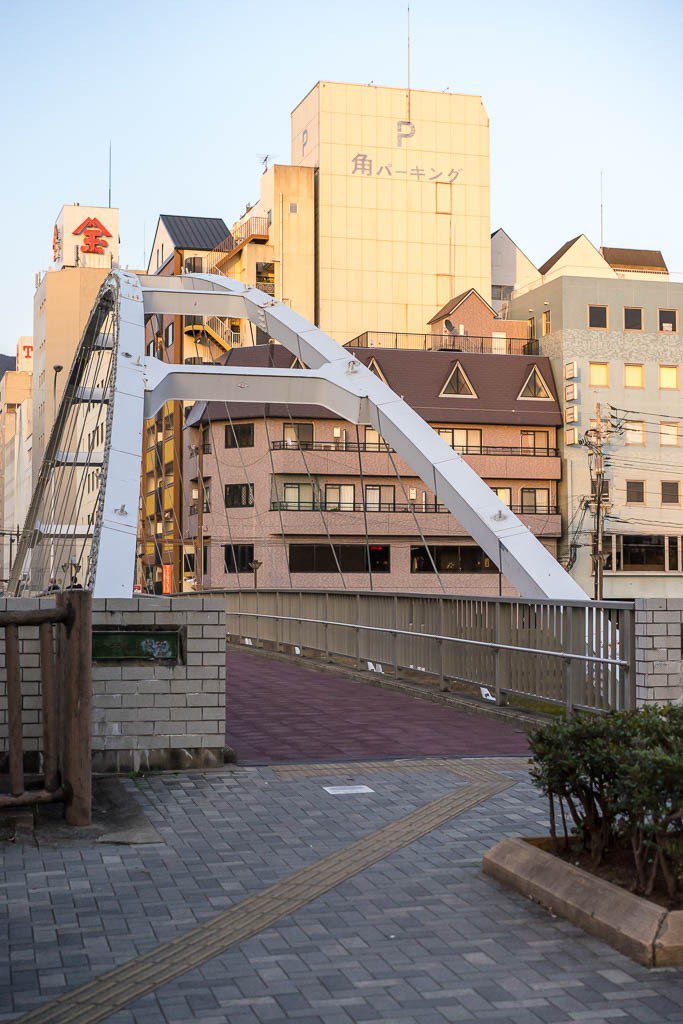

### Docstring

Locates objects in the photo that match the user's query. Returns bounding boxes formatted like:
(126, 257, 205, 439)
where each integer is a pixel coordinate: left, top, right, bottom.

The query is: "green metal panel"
(92, 630, 179, 662)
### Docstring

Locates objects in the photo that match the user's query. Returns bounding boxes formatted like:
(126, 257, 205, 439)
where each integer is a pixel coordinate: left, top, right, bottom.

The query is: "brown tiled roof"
(427, 288, 495, 325)
(601, 247, 668, 272)
(538, 236, 582, 276)
(188, 343, 561, 427)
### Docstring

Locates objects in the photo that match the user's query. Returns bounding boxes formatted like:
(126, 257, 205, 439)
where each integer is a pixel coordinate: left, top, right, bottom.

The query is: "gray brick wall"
(0, 596, 226, 774)
(634, 598, 683, 706)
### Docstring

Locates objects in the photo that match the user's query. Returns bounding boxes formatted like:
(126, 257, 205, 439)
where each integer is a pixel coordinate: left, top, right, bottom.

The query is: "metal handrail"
(228, 610, 629, 668)
(347, 331, 539, 355)
(271, 440, 559, 457)
(271, 500, 559, 515)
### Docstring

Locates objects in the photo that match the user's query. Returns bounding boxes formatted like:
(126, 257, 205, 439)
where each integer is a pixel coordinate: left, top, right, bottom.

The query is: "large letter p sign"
(396, 120, 416, 147)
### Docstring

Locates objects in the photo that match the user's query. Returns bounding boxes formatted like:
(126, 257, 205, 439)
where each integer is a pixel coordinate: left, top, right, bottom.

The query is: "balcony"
(269, 441, 561, 481)
(347, 331, 538, 355)
(256, 279, 275, 296)
(270, 440, 558, 457)
(271, 500, 558, 515)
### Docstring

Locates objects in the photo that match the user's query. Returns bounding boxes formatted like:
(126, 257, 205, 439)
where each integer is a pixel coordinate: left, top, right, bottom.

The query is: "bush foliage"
(529, 706, 683, 903)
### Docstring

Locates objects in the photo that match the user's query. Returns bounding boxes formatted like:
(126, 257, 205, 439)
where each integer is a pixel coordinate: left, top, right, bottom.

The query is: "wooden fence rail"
(0, 590, 92, 825)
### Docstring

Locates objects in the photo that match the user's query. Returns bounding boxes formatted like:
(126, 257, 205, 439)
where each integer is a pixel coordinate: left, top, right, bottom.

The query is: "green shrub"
(529, 706, 683, 903)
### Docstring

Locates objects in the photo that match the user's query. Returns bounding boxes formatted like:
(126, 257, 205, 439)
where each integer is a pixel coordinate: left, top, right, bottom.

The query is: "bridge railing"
(225, 590, 636, 714)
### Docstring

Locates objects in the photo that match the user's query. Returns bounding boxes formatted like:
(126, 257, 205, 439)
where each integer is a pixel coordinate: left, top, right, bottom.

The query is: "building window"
(564, 382, 578, 402)
(283, 422, 314, 447)
(659, 365, 679, 390)
(542, 309, 551, 336)
(288, 543, 390, 573)
(659, 309, 678, 333)
(521, 430, 550, 453)
(591, 478, 611, 502)
(440, 362, 477, 397)
(588, 305, 608, 329)
(365, 485, 395, 511)
(589, 362, 609, 387)
(365, 426, 386, 450)
(626, 480, 645, 504)
(565, 427, 579, 445)
(622, 535, 666, 572)
(224, 544, 254, 573)
(436, 427, 482, 452)
(624, 421, 645, 445)
(225, 423, 254, 448)
(564, 361, 577, 380)
(164, 323, 174, 348)
(528, 316, 536, 338)
(624, 363, 645, 388)
(662, 481, 680, 505)
(225, 483, 254, 507)
(410, 545, 497, 574)
(518, 366, 552, 400)
(565, 406, 579, 424)
(661, 421, 680, 446)
(492, 285, 513, 302)
(624, 307, 643, 331)
(492, 487, 512, 505)
(325, 484, 355, 510)
(521, 488, 550, 513)
(668, 537, 680, 571)
(282, 482, 312, 509)
(184, 256, 203, 273)
(289, 202, 298, 214)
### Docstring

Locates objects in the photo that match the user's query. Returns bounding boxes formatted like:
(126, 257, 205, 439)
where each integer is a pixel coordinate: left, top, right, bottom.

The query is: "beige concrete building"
(508, 242, 683, 599)
(33, 205, 119, 484)
(0, 339, 33, 581)
(207, 81, 491, 343)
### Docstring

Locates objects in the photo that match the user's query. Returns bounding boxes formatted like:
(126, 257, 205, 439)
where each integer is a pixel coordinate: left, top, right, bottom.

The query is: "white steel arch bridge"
(8, 270, 586, 601)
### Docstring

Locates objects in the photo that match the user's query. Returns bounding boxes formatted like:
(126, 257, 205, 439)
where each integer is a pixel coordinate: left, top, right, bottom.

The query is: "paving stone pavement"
(1, 761, 681, 1023)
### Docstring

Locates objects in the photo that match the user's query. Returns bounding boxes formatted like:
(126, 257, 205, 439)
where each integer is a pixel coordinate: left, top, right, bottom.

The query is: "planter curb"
(483, 837, 681, 967)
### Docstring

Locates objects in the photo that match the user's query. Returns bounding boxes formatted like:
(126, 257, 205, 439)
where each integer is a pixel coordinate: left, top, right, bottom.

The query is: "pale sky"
(1, 0, 681, 353)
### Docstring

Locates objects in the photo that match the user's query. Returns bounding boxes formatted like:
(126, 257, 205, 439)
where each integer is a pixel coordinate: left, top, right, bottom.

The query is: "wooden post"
(62, 591, 92, 826)
(39, 621, 59, 792)
(5, 623, 23, 797)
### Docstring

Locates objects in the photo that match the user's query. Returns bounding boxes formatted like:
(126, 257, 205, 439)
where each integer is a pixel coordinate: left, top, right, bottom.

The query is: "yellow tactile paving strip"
(16, 760, 520, 1024)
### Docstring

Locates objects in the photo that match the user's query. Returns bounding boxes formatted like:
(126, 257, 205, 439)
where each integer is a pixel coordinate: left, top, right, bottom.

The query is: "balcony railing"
(347, 331, 539, 355)
(256, 280, 275, 296)
(271, 440, 558, 457)
(211, 217, 270, 260)
(271, 500, 558, 515)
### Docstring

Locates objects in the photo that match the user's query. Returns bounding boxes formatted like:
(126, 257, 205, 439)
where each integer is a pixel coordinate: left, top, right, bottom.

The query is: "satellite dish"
(444, 319, 456, 334)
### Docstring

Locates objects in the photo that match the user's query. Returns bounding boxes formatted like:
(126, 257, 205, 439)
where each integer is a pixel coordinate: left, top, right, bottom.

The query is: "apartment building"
(508, 239, 683, 598)
(179, 338, 562, 595)
(200, 80, 491, 343)
(142, 215, 231, 593)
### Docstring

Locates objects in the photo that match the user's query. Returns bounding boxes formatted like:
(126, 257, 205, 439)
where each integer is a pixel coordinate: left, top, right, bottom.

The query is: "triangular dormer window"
(367, 358, 388, 384)
(518, 366, 552, 400)
(440, 361, 477, 398)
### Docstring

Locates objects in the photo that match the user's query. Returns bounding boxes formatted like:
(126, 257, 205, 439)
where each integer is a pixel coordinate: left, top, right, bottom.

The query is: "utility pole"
(586, 402, 607, 600)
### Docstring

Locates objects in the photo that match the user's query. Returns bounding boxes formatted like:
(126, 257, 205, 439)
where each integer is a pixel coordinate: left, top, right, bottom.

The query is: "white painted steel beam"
(138, 272, 585, 600)
(55, 451, 105, 467)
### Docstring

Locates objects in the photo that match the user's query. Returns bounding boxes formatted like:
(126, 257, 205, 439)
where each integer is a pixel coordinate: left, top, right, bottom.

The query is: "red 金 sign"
(73, 216, 112, 255)
(162, 564, 173, 594)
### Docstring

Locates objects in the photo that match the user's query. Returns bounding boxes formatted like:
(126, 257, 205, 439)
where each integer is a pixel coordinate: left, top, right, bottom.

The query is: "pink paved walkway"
(226, 648, 530, 763)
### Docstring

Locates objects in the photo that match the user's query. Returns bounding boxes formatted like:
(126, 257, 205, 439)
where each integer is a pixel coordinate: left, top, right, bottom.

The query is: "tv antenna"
(258, 153, 276, 173)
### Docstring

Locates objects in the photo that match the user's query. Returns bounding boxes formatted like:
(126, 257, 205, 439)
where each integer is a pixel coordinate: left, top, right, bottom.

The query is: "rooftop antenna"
(407, 4, 411, 121)
(108, 141, 112, 208)
(600, 169, 604, 250)
(258, 154, 276, 173)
